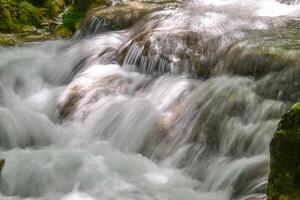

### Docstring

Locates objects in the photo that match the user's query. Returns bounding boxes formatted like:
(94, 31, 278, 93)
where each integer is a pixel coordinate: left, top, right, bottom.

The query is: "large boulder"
(253, 19, 300, 102)
(78, 0, 180, 37)
(267, 102, 300, 199)
(118, 29, 212, 78)
(116, 8, 299, 78)
(116, 15, 299, 102)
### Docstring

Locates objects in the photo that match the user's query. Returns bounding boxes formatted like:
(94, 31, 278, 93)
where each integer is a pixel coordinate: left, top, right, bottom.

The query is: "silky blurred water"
(0, 0, 299, 199)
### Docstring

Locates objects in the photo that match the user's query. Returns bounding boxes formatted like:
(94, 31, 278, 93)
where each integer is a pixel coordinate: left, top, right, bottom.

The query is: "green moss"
(278, 102, 300, 130)
(0, 33, 16, 45)
(18, 1, 43, 26)
(62, 8, 84, 31)
(268, 102, 300, 200)
(46, 0, 65, 15)
(60, 0, 110, 33)
(0, 1, 14, 30)
(54, 25, 73, 38)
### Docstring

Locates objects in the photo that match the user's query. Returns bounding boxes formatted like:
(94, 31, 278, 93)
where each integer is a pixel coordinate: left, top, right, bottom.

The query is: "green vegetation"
(59, 0, 110, 33)
(0, 0, 111, 44)
(61, 9, 84, 31)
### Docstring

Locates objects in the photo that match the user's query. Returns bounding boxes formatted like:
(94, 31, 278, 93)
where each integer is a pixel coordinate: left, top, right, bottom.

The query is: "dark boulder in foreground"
(268, 102, 300, 200)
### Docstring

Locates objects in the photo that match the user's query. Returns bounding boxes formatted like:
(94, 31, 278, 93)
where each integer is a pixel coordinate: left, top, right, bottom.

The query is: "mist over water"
(0, 0, 299, 199)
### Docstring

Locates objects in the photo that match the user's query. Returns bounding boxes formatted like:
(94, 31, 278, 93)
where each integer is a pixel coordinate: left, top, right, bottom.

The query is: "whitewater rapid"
(0, 0, 299, 200)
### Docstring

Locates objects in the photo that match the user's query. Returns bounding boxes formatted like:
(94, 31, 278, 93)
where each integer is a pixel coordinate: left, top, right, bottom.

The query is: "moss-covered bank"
(0, 0, 66, 31)
(0, 0, 67, 45)
(0, 0, 110, 45)
(268, 102, 300, 200)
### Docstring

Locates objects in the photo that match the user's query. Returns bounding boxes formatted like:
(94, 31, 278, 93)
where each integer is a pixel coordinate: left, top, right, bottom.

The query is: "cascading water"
(0, 0, 299, 200)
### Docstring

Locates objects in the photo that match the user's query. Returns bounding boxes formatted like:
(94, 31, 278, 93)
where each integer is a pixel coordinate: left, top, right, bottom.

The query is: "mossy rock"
(0, 0, 47, 31)
(267, 102, 300, 200)
(62, 8, 84, 31)
(0, 33, 16, 45)
(54, 25, 73, 38)
(0, 159, 4, 173)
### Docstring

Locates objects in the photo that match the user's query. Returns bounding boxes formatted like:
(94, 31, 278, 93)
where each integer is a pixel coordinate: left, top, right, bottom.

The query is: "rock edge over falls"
(268, 102, 300, 200)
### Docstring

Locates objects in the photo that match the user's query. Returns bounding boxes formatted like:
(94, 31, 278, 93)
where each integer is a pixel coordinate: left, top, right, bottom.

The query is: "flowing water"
(0, 0, 299, 200)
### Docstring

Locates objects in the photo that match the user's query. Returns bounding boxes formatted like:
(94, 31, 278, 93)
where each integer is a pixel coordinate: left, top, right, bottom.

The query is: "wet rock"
(57, 65, 129, 120)
(255, 65, 300, 102)
(241, 194, 266, 200)
(118, 29, 212, 78)
(248, 19, 300, 102)
(221, 45, 298, 79)
(276, 0, 298, 5)
(54, 26, 73, 38)
(117, 12, 299, 81)
(0, 159, 4, 173)
(79, 1, 179, 37)
(267, 102, 300, 199)
(58, 84, 83, 119)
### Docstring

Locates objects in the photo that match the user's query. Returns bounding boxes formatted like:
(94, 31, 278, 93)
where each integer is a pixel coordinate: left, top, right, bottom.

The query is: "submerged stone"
(115, 6, 298, 77)
(118, 30, 211, 78)
(0, 159, 4, 173)
(267, 102, 300, 200)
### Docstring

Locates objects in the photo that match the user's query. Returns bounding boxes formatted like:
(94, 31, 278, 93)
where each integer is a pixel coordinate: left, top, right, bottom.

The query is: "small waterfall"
(77, 16, 112, 38)
(0, 0, 299, 200)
